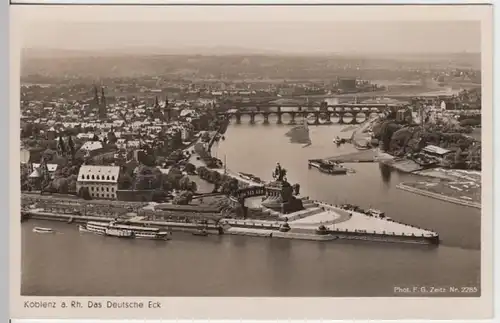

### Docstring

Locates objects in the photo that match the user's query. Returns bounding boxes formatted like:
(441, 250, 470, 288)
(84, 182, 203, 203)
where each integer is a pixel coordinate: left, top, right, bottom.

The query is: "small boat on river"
(79, 221, 172, 240)
(308, 159, 348, 175)
(238, 172, 263, 183)
(192, 228, 209, 236)
(33, 227, 54, 234)
(333, 136, 349, 145)
(315, 224, 329, 235)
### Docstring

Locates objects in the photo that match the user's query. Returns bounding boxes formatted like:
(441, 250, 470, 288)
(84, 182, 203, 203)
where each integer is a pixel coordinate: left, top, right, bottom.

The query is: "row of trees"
(21, 157, 84, 194)
(193, 143, 223, 168)
(196, 166, 241, 196)
(117, 164, 198, 193)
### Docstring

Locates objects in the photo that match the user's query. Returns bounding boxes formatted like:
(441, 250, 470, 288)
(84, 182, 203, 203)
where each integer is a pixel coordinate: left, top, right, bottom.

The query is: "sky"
(15, 6, 484, 55)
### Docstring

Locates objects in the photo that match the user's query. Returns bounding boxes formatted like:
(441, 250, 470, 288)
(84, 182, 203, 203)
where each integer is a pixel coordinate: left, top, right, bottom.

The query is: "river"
(21, 121, 481, 297)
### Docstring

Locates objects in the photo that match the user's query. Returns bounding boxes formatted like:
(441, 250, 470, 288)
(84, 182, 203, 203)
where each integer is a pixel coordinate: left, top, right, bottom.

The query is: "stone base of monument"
(261, 180, 304, 214)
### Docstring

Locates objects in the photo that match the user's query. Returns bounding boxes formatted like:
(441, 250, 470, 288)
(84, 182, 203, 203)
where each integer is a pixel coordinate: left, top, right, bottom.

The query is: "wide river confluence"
(21, 121, 481, 297)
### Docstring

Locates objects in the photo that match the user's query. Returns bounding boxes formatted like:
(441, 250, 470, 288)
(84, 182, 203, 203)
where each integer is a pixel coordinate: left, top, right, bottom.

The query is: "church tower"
(164, 97, 171, 122)
(99, 87, 107, 120)
(93, 85, 100, 105)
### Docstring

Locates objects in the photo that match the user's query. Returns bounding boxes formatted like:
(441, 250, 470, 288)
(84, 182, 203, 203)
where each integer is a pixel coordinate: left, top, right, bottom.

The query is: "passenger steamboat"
(79, 221, 172, 240)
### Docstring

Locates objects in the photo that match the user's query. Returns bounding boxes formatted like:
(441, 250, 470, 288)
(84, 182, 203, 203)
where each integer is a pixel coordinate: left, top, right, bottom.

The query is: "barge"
(308, 159, 349, 175)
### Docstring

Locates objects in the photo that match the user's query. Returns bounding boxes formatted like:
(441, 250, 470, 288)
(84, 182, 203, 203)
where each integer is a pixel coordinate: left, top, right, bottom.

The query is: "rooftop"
(77, 165, 120, 183)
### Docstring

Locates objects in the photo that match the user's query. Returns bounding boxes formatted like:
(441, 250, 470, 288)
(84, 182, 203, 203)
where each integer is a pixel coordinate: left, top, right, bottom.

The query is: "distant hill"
(20, 47, 481, 80)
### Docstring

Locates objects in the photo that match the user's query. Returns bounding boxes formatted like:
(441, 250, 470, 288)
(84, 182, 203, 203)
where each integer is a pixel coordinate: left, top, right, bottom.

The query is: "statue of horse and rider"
(272, 162, 287, 182)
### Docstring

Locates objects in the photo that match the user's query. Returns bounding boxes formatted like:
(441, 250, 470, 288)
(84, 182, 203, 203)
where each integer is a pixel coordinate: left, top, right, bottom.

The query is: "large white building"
(77, 165, 120, 199)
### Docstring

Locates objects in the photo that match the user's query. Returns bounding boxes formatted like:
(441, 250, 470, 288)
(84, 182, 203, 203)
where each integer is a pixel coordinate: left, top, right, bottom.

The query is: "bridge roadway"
(217, 104, 394, 125)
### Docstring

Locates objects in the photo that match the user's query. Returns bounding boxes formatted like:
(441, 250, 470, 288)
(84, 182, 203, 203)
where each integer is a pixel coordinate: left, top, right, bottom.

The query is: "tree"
(454, 148, 466, 169)
(42, 149, 56, 162)
(160, 174, 173, 191)
(171, 130, 183, 150)
(58, 136, 66, 155)
(67, 135, 76, 158)
(55, 178, 69, 194)
(221, 178, 239, 195)
(167, 169, 184, 189)
(196, 166, 208, 179)
(172, 190, 193, 205)
(184, 163, 196, 175)
(135, 175, 155, 190)
(118, 173, 133, 190)
(107, 131, 117, 144)
(78, 186, 92, 200)
(167, 149, 184, 163)
(211, 170, 221, 184)
(179, 175, 191, 190)
(67, 174, 77, 193)
(188, 181, 198, 192)
(201, 131, 211, 142)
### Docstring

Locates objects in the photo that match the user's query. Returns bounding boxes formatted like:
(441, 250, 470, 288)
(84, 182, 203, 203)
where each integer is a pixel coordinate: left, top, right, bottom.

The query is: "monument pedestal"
(261, 180, 304, 214)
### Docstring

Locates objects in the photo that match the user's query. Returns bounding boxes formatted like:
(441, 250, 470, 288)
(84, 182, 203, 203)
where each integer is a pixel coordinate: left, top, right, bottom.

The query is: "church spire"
(101, 87, 106, 106)
(164, 96, 170, 122)
(99, 87, 107, 120)
(93, 85, 100, 105)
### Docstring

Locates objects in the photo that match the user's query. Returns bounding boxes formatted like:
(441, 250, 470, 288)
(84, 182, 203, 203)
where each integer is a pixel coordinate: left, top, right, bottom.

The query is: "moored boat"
(79, 221, 171, 240)
(192, 228, 209, 236)
(238, 172, 263, 183)
(279, 222, 291, 232)
(33, 227, 54, 234)
(308, 159, 348, 175)
(315, 224, 329, 235)
(333, 137, 348, 145)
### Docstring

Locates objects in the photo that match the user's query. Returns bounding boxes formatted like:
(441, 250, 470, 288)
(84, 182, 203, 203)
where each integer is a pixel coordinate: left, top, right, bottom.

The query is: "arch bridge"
(217, 104, 397, 125)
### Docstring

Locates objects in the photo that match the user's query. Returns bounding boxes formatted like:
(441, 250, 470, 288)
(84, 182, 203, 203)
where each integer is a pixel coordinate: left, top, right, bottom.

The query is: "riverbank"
(397, 182, 480, 209)
(22, 209, 222, 234)
(351, 116, 379, 149)
(220, 199, 439, 245)
(326, 149, 394, 163)
(21, 126, 445, 246)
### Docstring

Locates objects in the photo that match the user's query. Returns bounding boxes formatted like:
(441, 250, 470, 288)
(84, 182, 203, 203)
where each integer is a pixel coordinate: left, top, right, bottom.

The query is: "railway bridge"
(216, 104, 397, 125)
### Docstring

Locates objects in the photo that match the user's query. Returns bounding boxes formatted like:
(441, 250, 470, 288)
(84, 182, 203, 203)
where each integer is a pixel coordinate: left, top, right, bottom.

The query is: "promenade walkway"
(327, 208, 435, 237)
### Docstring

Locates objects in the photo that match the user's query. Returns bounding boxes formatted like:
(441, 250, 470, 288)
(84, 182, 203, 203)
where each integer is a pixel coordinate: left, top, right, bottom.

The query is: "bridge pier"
(263, 113, 269, 125)
(218, 104, 394, 125)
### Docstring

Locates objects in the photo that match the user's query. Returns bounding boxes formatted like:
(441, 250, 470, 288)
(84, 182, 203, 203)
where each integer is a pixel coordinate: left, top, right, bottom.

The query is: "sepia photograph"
(11, 3, 493, 320)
